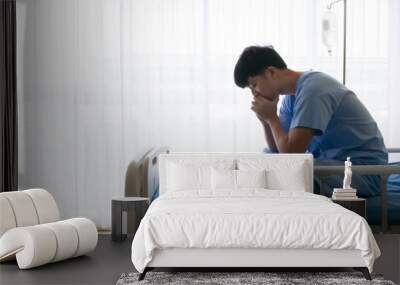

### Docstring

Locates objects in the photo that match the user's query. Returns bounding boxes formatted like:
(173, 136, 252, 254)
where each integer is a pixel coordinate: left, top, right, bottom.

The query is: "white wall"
(17, 0, 124, 227)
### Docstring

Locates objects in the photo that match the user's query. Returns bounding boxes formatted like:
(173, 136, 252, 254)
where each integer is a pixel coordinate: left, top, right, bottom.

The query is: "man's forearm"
(261, 120, 279, 153)
(267, 116, 313, 153)
(252, 95, 313, 154)
(267, 117, 290, 153)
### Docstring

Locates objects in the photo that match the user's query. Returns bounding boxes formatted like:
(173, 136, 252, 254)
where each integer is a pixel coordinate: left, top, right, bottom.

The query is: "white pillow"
(211, 168, 236, 190)
(266, 162, 307, 191)
(167, 162, 211, 191)
(238, 159, 308, 191)
(211, 168, 268, 190)
(236, 169, 268, 189)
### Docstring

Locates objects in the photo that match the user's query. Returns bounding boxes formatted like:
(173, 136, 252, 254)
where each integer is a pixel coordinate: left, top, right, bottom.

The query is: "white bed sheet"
(131, 190, 380, 273)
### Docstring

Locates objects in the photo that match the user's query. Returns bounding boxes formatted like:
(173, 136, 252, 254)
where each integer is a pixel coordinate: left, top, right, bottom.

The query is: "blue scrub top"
(279, 71, 388, 165)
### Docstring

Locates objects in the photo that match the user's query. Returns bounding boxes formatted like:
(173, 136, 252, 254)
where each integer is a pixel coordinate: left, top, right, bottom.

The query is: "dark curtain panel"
(0, 0, 18, 192)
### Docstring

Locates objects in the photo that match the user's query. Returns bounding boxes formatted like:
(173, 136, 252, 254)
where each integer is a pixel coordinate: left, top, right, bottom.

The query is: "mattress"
(131, 190, 380, 273)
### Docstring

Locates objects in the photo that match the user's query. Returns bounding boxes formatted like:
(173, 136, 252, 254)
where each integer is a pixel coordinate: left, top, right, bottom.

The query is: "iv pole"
(327, 0, 347, 85)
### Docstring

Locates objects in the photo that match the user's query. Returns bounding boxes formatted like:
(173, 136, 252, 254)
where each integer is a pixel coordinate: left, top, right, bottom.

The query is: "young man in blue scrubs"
(234, 46, 388, 197)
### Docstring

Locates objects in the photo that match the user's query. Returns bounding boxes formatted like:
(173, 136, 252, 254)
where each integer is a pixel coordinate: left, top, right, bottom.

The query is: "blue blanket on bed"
(367, 162, 400, 225)
(151, 185, 159, 202)
(387, 162, 400, 191)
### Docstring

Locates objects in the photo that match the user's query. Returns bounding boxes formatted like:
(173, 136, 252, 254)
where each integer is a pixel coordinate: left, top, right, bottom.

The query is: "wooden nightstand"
(331, 198, 366, 218)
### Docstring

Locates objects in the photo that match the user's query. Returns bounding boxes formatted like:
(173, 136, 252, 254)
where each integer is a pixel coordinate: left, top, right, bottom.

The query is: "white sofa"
(0, 188, 98, 269)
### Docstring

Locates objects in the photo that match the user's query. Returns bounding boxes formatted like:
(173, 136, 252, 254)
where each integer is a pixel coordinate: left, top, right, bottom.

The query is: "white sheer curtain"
(346, 0, 400, 149)
(16, 0, 400, 227)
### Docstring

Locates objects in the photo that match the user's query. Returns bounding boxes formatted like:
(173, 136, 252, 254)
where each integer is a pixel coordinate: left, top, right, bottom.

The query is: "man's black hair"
(234, 46, 287, 88)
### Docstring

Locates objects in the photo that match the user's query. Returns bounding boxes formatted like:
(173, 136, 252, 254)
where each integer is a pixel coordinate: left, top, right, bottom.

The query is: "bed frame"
(140, 248, 371, 280)
(314, 147, 400, 234)
(137, 148, 377, 281)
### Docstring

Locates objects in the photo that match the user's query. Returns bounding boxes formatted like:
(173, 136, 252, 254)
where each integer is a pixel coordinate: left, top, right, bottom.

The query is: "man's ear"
(266, 66, 279, 79)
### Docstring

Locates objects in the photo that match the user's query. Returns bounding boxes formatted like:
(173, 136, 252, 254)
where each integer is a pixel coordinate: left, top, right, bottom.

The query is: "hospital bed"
(314, 148, 400, 234)
(132, 150, 380, 280)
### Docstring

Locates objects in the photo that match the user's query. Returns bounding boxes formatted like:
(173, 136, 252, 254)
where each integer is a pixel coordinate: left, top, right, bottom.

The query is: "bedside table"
(331, 198, 366, 218)
(111, 197, 149, 242)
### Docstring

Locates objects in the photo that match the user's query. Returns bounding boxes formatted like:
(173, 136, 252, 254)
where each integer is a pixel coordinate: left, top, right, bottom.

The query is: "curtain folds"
(15, 0, 399, 226)
(0, 0, 18, 192)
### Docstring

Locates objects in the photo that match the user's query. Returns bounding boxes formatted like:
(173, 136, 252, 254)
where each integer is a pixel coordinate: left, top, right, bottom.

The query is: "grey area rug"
(117, 272, 396, 285)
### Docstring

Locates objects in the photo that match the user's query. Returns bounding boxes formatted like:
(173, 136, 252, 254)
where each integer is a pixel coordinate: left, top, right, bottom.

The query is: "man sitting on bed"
(233, 45, 388, 197)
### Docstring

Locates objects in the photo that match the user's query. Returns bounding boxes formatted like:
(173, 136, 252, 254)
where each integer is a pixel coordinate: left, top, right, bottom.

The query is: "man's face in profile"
(247, 69, 279, 101)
